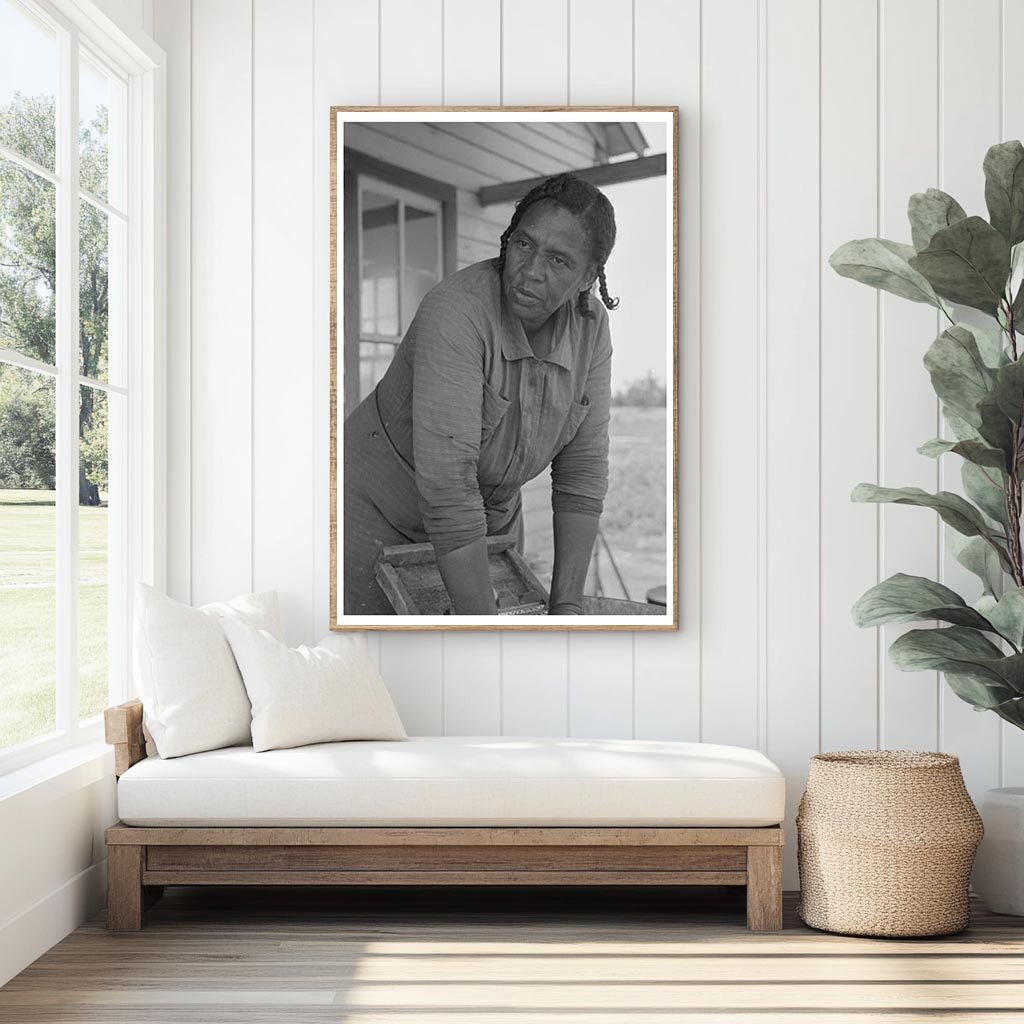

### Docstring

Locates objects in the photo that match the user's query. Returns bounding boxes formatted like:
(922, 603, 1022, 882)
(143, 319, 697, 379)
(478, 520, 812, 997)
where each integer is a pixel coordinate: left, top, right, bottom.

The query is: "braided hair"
(495, 172, 619, 318)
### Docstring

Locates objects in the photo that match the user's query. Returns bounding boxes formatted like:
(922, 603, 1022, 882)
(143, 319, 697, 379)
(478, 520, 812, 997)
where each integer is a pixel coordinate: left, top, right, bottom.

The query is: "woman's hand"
(549, 510, 599, 614)
(436, 537, 499, 614)
(548, 602, 582, 615)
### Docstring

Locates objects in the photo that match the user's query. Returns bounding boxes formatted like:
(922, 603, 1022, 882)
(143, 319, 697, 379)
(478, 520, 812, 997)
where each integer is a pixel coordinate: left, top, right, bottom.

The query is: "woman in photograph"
(344, 172, 618, 615)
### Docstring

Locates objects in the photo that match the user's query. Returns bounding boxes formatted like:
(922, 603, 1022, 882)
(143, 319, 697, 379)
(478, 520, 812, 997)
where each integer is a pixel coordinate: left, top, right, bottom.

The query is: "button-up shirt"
(372, 258, 612, 557)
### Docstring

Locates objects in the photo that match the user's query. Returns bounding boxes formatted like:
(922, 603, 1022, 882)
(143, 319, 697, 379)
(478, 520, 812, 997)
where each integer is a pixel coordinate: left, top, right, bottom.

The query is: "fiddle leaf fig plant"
(832, 140, 1024, 731)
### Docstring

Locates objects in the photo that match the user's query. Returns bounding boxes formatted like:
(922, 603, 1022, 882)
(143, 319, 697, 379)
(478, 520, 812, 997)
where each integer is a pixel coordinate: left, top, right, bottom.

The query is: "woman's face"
(502, 200, 596, 334)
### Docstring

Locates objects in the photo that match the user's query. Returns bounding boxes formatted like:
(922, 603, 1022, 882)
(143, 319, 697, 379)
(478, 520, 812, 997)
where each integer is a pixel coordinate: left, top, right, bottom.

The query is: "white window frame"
(357, 175, 443, 344)
(0, 0, 165, 776)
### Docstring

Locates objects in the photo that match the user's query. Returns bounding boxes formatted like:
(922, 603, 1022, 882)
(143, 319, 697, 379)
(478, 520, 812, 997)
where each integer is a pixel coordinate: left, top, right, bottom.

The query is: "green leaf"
(993, 358, 1024, 423)
(923, 325, 997, 428)
(1008, 240, 1024, 301)
(909, 216, 1011, 314)
(944, 671, 1024, 714)
(918, 437, 1007, 470)
(962, 461, 1009, 527)
(889, 627, 1024, 705)
(978, 391, 1016, 459)
(984, 140, 1024, 246)
(950, 533, 1004, 596)
(852, 573, 994, 630)
(851, 483, 1008, 549)
(942, 406, 983, 442)
(977, 589, 1024, 649)
(967, 322, 1011, 368)
(984, 688, 1024, 728)
(1012, 277, 1024, 325)
(908, 188, 968, 251)
(830, 238, 942, 307)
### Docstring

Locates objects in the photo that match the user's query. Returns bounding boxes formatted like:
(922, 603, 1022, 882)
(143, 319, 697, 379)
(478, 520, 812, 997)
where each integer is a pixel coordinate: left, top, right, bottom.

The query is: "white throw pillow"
(223, 621, 407, 752)
(133, 583, 283, 758)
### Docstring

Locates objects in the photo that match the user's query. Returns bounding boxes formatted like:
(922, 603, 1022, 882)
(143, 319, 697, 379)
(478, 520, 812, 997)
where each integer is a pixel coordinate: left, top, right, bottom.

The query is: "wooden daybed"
(104, 699, 785, 932)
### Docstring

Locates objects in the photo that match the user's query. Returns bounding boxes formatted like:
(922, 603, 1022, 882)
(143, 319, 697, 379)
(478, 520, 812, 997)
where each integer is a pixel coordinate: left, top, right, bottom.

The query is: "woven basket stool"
(796, 751, 983, 937)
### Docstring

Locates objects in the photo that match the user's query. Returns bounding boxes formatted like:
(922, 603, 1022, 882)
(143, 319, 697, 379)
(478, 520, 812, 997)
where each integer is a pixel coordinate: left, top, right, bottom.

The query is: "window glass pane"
(360, 190, 399, 338)
(80, 202, 120, 383)
(0, 0, 57, 173)
(401, 205, 440, 331)
(79, 384, 109, 723)
(359, 341, 398, 402)
(404, 205, 439, 272)
(80, 52, 126, 209)
(0, 158, 56, 364)
(402, 268, 438, 336)
(0, 362, 56, 751)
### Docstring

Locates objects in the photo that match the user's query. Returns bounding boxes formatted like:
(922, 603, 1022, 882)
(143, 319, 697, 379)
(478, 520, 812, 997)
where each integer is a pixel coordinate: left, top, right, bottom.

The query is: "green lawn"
(0, 489, 109, 751)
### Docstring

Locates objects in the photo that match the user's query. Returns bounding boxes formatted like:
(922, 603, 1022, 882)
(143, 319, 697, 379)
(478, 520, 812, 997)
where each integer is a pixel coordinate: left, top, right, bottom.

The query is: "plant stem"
(1006, 306, 1024, 587)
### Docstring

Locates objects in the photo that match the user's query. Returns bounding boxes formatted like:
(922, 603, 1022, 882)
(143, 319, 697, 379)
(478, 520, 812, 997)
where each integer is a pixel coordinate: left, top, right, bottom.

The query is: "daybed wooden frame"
(104, 700, 784, 932)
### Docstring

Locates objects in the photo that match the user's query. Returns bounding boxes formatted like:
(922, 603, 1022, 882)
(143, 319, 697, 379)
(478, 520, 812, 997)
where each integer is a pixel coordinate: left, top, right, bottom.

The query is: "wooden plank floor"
(3, 885, 1024, 1022)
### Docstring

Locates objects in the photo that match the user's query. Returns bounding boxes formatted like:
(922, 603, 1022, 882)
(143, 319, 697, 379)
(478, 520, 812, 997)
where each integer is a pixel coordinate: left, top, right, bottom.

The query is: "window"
(0, 0, 161, 773)
(342, 149, 456, 417)
(357, 179, 443, 401)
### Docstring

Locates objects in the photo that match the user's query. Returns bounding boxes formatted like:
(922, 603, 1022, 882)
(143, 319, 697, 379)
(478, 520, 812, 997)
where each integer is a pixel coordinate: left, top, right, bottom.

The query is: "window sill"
(0, 740, 114, 816)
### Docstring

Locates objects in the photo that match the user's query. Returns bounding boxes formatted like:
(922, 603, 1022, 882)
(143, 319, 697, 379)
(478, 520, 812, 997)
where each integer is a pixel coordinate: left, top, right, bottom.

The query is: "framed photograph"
(330, 107, 678, 630)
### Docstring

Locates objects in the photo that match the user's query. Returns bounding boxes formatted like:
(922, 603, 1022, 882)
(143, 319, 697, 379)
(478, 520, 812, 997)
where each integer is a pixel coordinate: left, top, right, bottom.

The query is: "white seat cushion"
(117, 736, 785, 827)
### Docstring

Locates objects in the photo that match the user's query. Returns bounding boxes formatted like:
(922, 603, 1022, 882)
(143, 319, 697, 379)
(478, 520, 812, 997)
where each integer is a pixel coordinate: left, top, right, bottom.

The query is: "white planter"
(973, 787, 1024, 916)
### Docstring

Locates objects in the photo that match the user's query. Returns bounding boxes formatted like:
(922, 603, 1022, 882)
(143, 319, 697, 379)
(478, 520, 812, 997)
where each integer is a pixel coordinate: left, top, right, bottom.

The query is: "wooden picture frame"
(330, 107, 679, 630)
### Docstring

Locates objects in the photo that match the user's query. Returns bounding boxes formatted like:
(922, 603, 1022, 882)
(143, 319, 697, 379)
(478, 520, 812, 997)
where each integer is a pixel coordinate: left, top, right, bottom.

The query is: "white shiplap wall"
(154, 0, 1024, 886)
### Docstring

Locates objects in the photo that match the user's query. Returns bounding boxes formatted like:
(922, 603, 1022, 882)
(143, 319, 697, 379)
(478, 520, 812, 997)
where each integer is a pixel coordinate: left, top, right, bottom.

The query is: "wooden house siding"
(343, 120, 613, 272)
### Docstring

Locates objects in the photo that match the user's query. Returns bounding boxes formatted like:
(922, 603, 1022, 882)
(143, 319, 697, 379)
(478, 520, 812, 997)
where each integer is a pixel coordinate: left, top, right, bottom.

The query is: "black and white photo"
(330, 109, 678, 629)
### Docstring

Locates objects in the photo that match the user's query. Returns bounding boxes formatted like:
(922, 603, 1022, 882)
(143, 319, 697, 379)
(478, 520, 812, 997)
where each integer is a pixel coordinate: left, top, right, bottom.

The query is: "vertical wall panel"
(313, 0, 378, 654)
(820, 0, 879, 753)
(153, 0, 190, 604)
(632, 0, 700, 742)
(699, 0, 760, 749)
(190, 0, 252, 605)
(501, 0, 568, 104)
(565, 0, 636, 727)
(253, 0, 316, 646)
(764, 0, 821, 885)
(1002, 0, 1024, 786)
(938, 0, 1002, 795)
(502, 633, 569, 735)
(440, 0, 503, 734)
(381, 0, 443, 106)
(381, 635, 446, 735)
(375, 0, 447, 721)
(498, 0, 572, 732)
(443, 639, 502, 734)
(568, 0, 632, 104)
(568, 634, 634, 738)
(443, 0, 500, 105)
(878, 0, 941, 751)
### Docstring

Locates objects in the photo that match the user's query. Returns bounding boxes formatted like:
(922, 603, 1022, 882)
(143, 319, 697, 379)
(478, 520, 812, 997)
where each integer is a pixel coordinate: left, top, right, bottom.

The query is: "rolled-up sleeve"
(550, 311, 613, 517)
(411, 292, 489, 556)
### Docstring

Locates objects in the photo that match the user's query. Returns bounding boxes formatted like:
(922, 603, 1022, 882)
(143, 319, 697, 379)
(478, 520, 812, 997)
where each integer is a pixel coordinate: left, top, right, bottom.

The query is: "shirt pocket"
(556, 395, 592, 450)
(480, 379, 511, 443)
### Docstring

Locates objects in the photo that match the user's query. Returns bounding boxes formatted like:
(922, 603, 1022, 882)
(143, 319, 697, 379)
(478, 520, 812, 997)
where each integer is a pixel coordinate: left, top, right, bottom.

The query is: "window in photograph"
(356, 178, 443, 401)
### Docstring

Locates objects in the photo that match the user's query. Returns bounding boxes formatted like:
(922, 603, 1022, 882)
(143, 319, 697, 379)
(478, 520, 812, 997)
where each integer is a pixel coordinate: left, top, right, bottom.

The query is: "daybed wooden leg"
(107, 845, 145, 931)
(746, 845, 783, 932)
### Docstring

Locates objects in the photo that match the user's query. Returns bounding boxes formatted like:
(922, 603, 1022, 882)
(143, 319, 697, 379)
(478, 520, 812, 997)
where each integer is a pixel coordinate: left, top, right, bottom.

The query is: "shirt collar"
(500, 294, 575, 371)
